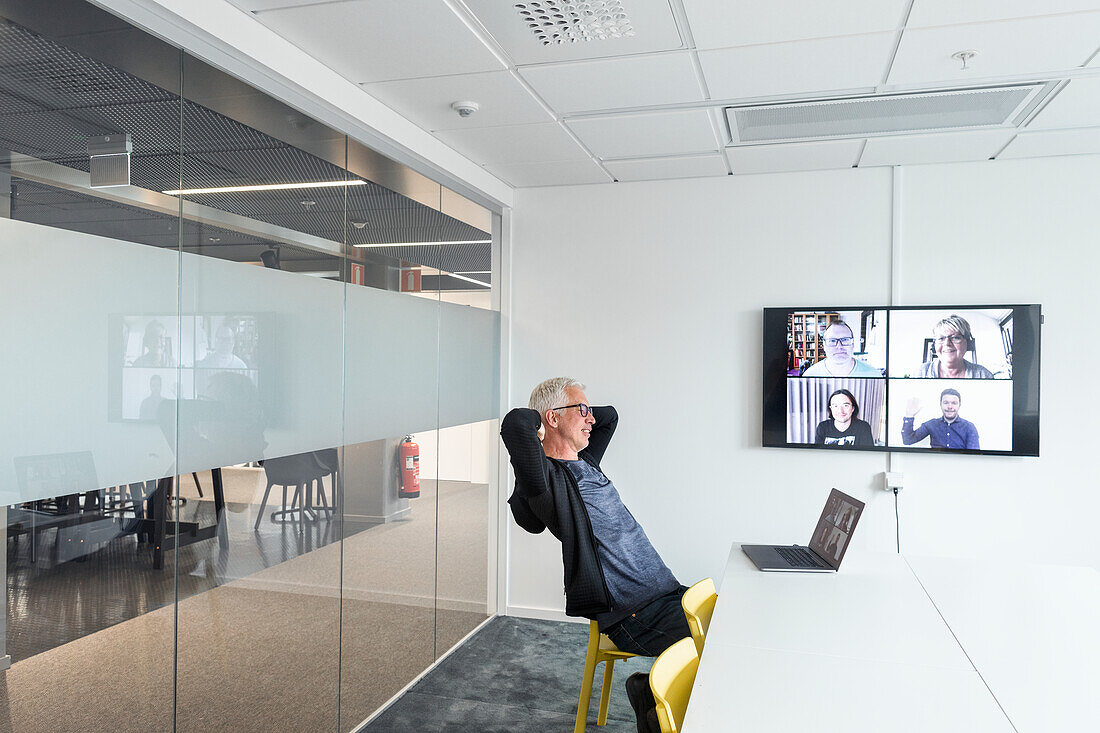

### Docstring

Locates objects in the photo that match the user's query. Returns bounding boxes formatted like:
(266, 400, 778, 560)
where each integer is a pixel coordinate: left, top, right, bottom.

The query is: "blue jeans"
(605, 585, 691, 657)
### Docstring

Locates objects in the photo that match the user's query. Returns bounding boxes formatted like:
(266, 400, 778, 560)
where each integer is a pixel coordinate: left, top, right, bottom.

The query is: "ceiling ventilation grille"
(513, 1, 634, 45)
(726, 85, 1047, 145)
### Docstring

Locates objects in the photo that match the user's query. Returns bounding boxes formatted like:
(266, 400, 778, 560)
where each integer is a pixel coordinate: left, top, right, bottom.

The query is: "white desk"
(683, 545, 1033, 732)
(907, 555, 1100, 733)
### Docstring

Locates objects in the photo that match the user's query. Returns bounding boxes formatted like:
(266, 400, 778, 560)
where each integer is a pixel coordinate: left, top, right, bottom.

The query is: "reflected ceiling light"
(162, 179, 367, 195)
(352, 239, 492, 248)
(444, 272, 491, 288)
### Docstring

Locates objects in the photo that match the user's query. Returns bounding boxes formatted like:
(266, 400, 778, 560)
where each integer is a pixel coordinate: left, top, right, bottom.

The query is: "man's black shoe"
(625, 672, 659, 733)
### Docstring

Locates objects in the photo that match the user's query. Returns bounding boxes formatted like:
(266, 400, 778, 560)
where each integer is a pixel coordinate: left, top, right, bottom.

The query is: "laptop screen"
(808, 488, 866, 569)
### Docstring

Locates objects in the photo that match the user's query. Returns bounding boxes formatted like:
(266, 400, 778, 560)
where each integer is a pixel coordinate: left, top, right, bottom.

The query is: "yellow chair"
(681, 578, 717, 654)
(649, 637, 701, 733)
(575, 620, 639, 732)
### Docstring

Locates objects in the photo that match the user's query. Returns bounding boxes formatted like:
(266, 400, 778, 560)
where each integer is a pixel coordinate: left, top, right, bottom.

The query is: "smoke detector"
(951, 50, 978, 70)
(451, 101, 480, 118)
(513, 1, 634, 46)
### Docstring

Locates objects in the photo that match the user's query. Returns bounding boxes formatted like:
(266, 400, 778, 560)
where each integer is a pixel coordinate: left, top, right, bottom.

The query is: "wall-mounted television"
(762, 305, 1041, 456)
(108, 313, 272, 424)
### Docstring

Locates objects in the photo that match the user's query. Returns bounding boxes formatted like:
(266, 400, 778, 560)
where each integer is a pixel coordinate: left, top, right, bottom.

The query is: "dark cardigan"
(500, 405, 618, 618)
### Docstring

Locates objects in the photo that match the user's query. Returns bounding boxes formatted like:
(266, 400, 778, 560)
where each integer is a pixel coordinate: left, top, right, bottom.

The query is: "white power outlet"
(884, 471, 904, 491)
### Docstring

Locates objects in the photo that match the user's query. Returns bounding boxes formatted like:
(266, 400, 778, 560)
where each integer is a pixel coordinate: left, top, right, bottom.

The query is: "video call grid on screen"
(762, 305, 1041, 457)
(111, 314, 265, 423)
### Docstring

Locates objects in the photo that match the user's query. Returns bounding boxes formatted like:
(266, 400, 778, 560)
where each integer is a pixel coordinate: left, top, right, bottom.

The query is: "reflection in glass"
(1, 3, 499, 731)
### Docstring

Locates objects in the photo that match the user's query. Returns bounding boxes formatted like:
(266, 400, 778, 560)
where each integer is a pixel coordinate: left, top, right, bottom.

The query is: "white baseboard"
(344, 508, 411, 523)
(504, 604, 585, 624)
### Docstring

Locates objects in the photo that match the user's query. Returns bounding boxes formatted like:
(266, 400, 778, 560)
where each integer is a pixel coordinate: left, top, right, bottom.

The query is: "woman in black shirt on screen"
(815, 388, 874, 447)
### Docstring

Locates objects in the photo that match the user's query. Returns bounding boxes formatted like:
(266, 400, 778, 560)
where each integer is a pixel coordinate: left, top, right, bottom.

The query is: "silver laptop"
(742, 489, 865, 572)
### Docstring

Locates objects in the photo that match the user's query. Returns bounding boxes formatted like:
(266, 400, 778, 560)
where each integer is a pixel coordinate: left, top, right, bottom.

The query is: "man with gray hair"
(501, 377, 689, 731)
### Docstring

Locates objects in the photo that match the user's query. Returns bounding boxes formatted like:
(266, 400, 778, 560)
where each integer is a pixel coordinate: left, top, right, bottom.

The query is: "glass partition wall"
(0, 2, 499, 731)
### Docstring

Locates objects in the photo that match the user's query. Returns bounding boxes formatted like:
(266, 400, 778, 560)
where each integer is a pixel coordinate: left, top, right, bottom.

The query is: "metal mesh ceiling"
(0, 16, 491, 287)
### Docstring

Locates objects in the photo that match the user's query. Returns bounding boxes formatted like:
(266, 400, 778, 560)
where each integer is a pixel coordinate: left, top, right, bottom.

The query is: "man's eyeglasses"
(824, 337, 854, 347)
(552, 403, 592, 417)
(934, 335, 967, 345)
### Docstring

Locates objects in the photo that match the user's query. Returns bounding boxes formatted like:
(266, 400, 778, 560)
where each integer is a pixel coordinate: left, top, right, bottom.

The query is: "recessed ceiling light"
(513, 1, 633, 46)
(162, 179, 367, 195)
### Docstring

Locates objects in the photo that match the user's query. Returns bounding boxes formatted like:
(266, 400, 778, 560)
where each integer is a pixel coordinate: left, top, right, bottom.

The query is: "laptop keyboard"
(776, 546, 826, 568)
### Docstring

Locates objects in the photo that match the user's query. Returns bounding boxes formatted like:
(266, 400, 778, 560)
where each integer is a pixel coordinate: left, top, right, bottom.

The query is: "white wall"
(506, 155, 1100, 619)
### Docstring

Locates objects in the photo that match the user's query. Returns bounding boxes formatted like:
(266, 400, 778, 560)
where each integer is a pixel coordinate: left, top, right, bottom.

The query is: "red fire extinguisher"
(399, 436, 420, 498)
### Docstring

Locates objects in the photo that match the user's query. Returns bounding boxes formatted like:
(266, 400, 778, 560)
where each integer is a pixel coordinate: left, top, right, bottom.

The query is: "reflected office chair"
(575, 620, 639, 733)
(649, 637, 700, 733)
(311, 448, 339, 519)
(681, 578, 717, 654)
(255, 452, 327, 529)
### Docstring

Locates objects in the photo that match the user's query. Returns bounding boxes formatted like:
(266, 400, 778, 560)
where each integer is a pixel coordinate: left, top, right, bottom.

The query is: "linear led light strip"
(163, 180, 367, 195)
(443, 272, 490, 288)
(353, 239, 491, 248)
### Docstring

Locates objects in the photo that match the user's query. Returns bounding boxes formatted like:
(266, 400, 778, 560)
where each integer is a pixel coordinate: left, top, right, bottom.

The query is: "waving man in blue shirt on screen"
(901, 388, 980, 450)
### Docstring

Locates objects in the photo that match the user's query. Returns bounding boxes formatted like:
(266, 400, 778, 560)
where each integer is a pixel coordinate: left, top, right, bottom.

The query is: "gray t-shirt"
(565, 459, 679, 629)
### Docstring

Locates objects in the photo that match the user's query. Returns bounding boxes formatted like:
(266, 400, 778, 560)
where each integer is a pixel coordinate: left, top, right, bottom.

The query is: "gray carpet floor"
(365, 617, 652, 733)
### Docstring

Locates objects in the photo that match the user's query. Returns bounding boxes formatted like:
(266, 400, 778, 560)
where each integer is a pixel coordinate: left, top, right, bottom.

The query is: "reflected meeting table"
(682, 544, 1100, 732)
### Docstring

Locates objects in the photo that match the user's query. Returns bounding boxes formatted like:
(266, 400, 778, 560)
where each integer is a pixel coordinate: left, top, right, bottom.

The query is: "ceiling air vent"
(513, 1, 634, 46)
(87, 133, 131, 188)
(726, 85, 1049, 145)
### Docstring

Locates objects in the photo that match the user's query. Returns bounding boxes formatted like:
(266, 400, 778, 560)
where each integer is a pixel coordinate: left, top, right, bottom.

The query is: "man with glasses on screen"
(802, 321, 881, 377)
(501, 377, 689, 730)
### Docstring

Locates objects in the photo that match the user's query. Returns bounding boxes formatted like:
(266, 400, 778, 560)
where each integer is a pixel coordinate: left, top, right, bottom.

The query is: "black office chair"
(255, 451, 336, 529)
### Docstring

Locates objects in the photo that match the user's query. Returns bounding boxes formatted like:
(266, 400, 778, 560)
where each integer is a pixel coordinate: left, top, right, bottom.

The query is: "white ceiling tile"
(1027, 77, 1100, 130)
(567, 109, 718, 159)
(907, 0, 1100, 28)
(520, 52, 705, 113)
(698, 33, 896, 100)
(726, 139, 863, 174)
(465, 0, 683, 65)
(604, 154, 728, 181)
(999, 128, 1100, 159)
(252, 0, 505, 83)
(482, 158, 611, 187)
(859, 129, 1015, 166)
(362, 72, 552, 132)
(683, 0, 908, 49)
(435, 122, 587, 165)
(227, 0, 331, 11)
(887, 13, 1100, 87)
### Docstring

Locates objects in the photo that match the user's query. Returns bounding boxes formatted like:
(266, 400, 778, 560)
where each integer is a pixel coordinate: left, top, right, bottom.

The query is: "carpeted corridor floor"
(2, 467, 492, 732)
(365, 617, 652, 733)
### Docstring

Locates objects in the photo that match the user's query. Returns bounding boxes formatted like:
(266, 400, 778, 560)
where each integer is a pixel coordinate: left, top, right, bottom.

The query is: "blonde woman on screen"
(916, 315, 993, 379)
